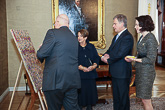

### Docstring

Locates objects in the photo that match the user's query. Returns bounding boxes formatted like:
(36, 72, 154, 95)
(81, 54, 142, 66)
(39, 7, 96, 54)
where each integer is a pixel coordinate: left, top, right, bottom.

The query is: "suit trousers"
(44, 88, 80, 110)
(112, 77, 130, 110)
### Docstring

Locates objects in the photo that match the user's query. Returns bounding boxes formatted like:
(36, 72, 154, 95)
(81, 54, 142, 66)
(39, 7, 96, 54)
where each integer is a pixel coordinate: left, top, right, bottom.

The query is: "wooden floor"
(0, 66, 165, 110)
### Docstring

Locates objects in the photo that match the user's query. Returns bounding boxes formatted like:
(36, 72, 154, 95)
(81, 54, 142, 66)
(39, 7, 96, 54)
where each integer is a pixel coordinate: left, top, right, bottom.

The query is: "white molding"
(9, 86, 30, 91)
(0, 86, 108, 102)
(0, 86, 30, 103)
(97, 85, 111, 88)
(0, 88, 9, 103)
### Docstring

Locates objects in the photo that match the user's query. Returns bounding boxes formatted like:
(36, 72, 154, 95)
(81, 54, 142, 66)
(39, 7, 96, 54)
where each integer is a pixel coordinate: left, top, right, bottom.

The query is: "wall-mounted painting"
(52, 0, 106, 49)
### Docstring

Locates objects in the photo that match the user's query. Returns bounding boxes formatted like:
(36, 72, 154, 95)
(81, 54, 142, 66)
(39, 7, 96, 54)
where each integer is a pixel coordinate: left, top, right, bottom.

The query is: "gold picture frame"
(52, 0, 106, 49)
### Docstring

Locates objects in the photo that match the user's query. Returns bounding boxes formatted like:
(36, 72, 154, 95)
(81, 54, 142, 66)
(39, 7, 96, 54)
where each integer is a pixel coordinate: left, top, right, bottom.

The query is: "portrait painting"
(52, 0, 106, 49)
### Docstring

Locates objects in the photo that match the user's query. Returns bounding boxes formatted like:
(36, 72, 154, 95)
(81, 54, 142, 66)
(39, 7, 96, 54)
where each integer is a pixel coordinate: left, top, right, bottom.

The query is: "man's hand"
(104, 54, 110, 58)
(101, 54, 110, 64)
(39, 43, 42, 48)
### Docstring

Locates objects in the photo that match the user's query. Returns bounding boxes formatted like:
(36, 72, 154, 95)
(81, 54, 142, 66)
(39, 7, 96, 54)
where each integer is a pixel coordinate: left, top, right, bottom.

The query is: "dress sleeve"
(91, 45, 100, 66)
(142, 35, 158, 64)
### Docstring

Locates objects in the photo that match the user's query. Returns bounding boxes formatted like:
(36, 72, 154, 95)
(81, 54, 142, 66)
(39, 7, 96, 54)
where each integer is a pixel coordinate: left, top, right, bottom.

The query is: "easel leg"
(40, 89, 48, 109)
(38, 91, 46, 110)
(8, 61, 23, 110)
(25, 72, 38, 110)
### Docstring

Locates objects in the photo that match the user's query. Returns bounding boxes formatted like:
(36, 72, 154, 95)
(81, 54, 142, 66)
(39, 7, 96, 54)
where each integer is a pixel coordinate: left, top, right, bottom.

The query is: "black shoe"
(86, 105, 92, 110)
(79, 105, 83, 110)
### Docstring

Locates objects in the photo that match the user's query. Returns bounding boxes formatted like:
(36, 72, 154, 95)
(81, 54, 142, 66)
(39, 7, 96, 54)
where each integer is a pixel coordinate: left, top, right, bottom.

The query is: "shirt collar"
(75, 4, 81, 10)
(118, 28, 127, 36)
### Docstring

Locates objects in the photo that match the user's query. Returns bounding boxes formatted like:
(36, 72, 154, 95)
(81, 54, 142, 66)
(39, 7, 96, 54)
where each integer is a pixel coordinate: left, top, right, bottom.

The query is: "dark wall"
(81, 0, 98, 41)
(0, 0, 9, 95)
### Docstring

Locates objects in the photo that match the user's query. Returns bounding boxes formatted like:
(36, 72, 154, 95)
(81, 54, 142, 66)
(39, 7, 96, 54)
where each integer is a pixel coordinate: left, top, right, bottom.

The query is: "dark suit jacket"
(105, 29, 134, 78)
(37, 26, 81, 91)
(67, 4, 88, 35)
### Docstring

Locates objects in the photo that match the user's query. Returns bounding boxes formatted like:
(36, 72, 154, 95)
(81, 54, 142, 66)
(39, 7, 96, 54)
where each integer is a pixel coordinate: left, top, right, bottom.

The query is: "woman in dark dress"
(125, 15, 158, 110)
(77, 29, 100, 110)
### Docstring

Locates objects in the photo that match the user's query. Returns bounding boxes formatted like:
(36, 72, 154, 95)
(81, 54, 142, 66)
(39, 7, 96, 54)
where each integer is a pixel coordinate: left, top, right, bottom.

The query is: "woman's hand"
(79, 65, 89, 72)
(125, 57, 134, 62)
(79, 63, 97, 72)
(82, 67, 90, 72)
(88, 63, 97, 71)
(88, 66, 94, 71)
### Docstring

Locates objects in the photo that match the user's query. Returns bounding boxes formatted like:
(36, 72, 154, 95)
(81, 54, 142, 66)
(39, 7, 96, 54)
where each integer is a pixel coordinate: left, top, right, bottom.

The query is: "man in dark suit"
(37, 14, 81, 110)
(67, 0, 88, 36)
(101, 14, 134, 110)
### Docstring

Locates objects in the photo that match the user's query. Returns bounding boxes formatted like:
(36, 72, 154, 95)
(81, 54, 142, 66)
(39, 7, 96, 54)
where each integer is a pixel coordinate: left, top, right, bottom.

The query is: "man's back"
(37, 14, 81, 110)
(37, 26, 81, 91)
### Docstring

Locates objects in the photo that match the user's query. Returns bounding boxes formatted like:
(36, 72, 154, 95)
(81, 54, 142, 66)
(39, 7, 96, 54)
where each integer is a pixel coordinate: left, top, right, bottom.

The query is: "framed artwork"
(52, 0, 106, 49)
(10, 29, 43, 92)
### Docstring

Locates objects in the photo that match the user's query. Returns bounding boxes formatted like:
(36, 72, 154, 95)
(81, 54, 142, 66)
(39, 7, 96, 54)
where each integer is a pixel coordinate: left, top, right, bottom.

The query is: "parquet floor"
(0, 66, 165, 110)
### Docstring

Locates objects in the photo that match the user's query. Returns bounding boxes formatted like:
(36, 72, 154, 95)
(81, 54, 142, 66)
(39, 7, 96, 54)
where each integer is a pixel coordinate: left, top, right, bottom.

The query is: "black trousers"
(44, 88, 80, 110)
(112, 77, 130, 110)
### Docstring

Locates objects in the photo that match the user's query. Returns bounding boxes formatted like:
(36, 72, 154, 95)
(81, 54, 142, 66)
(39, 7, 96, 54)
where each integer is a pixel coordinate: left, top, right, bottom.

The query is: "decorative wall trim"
(0, 86, 30, 103)
(0, 86, 109, 102)
(97, 85, 111, 88)
(0, 88, 9, 103)
(9, 86, 30, 91)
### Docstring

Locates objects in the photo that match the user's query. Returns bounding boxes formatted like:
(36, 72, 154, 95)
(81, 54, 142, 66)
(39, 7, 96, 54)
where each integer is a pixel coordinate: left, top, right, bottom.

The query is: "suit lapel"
(110, 35, 117, 49)
(73, 5, 82, 17)
(137, 35, 148, 51)
(111, 29, 128, 49)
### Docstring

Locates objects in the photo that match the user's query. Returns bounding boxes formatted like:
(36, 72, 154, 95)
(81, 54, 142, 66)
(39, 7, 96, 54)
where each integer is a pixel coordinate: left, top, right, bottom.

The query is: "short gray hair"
(113, 14, 127, 28)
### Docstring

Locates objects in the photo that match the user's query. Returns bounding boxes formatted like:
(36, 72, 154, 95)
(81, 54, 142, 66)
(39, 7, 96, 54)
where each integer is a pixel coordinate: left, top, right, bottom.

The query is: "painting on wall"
(52, 0, 106, 49)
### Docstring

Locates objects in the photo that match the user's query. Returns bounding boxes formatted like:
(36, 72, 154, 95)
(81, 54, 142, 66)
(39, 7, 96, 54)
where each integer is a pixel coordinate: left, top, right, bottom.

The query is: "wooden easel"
(8, 61, 23, 110)
(8, 61, 47, 110)
(25, 72, 39, 109)
(25, 71, 47, 110)
(9, 29, 47, 110)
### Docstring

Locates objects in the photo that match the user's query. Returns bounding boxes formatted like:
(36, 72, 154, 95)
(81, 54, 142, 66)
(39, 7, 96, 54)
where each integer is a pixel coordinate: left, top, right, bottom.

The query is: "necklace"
(80, 42, 87, 47)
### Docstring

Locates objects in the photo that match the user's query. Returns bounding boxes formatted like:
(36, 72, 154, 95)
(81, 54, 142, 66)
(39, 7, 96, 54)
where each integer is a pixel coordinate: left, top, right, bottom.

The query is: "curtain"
(157, 0, 164, 53)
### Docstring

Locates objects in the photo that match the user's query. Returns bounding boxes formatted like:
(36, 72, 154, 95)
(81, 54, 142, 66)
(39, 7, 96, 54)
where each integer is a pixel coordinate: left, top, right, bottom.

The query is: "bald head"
(55, 14, 69, 29)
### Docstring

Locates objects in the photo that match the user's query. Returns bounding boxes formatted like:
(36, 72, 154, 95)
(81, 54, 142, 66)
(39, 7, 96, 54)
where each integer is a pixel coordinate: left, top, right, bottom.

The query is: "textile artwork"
(10, 29, 43, 92)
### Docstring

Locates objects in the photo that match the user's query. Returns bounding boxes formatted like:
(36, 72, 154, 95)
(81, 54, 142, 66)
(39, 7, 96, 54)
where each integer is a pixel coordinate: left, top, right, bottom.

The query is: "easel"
(25, 71, 39, 109)
(8, 61, 23, 110)
(8, 61, 47, 110)
(25, 71, 47, 109)
(9, 29, 47, 110)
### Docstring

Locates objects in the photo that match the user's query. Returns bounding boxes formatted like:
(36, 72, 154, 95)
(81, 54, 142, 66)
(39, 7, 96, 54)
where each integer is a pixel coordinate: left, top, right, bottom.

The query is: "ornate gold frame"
(52, 0, 106, 49)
